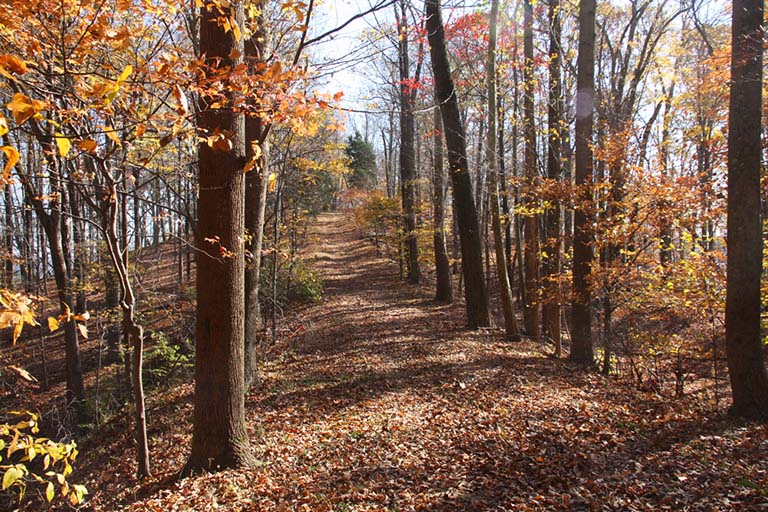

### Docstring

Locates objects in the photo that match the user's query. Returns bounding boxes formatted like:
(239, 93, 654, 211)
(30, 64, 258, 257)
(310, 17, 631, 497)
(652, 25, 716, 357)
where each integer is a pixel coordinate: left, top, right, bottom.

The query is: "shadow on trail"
(241, 212, 756, 511)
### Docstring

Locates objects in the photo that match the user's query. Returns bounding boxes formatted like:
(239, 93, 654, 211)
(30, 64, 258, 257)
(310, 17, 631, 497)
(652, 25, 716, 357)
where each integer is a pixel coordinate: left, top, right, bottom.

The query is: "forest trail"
(80, 211, 766, 512)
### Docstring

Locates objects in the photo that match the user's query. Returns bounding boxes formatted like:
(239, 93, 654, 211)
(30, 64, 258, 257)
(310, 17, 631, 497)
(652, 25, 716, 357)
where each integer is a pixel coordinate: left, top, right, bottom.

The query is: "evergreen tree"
(345, 131, 377, 190)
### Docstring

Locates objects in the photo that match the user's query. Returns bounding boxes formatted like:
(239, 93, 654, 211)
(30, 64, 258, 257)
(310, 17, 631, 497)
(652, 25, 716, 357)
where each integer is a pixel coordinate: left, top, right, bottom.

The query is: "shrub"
(144, 332, 192, 389)
(261, 257, 323, 314)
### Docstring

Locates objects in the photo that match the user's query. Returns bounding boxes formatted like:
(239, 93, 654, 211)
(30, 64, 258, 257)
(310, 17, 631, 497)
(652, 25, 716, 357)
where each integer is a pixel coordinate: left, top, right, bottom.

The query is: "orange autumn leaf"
(6, 93, 45, 125)
(0, 54, 27, 76)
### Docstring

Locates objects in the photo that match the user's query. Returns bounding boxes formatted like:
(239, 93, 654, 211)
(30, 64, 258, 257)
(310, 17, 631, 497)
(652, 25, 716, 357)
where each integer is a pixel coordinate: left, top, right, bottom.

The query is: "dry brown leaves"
(33, 213, 768, 511)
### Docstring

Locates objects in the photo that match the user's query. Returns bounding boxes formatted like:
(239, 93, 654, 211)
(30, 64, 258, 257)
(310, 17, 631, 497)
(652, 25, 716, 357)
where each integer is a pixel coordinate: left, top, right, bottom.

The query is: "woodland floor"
(8, 211, 768, 511)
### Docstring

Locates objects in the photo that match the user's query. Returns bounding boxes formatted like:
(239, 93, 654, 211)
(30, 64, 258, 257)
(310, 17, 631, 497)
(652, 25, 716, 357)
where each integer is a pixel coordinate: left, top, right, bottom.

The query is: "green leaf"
(2, 465, 24, 490)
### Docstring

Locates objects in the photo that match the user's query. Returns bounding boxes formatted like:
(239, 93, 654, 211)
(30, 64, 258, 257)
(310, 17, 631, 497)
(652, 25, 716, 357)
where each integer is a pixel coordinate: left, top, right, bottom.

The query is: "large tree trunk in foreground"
(487, 0, 520, 340)
(570, 0, 595, 364)
(725, 0, 768, 420)
(426, 0, 490, 329)
(184, 0, 255, 474)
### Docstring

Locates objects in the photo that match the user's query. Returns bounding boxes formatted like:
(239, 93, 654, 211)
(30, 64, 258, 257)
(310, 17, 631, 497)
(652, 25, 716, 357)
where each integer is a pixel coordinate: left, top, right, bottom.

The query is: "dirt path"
(86, 211, 765, 511)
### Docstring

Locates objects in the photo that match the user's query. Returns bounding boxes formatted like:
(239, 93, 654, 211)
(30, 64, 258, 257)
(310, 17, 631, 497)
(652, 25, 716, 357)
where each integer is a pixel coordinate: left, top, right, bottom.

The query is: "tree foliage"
(344, 131, 377, 190)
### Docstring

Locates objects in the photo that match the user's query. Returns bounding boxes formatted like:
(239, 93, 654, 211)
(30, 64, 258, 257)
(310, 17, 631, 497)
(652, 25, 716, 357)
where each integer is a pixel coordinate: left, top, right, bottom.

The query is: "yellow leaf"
(0, 145, 19, 181)
(103, 127, 121, 146)
(48, 316, 59, 332)
(72, 484, 88, 502)
(232, 20, 242, 41)
(7, 93, 45, 125)
(0, 113, 8, 137)
(243, 143, 262, 173)
(46, 481, 54, 502)
(243, 157, 257, 173)
(12, 319, 22, 344)
(0, 310, 20, 329)
(104, 65, 132, 104)
(2, 466, 23, 490)
(55, 133, 71, 157)
(61, 302, 72, 322)
(7, 365, 37, 382)
(117, 64, 133, 84)
(268, 172, 277, 192)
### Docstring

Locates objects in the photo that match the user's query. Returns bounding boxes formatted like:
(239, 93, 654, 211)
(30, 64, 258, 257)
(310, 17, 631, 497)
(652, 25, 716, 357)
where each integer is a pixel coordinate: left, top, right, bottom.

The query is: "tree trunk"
(68, 182, 87, 315)
(104, 265, 122, 365)
(23, 191, 33, 292)
(432, 100, 452, 302)
(426, 0, 490, 329)
(543, 0, 563, 356)
(522, 0, 540, 339)
(100, 188, 151, 478)
(184, 0, 255, 474)
(659, 81, 674, 266)
(570, 0, 596, 364)
(45, 214, 86, 415)
(498, 95, 513, 281)
(487, 0, 520, 340)
(244, 0, 270, 390)
(725, 0, 768, 420)
(4, 183, 13, 287)
(397, 0, 420, 284)
(21, 151, 86, 419)
(121, 182, 132, 396)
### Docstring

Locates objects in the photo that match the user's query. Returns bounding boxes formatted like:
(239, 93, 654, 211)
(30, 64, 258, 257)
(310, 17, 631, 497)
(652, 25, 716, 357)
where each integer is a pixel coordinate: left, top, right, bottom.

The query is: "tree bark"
(522, 0, 541, 338)
(432, 100, 452, 302)
(4, 183, 13, 287)
(184, 0, 255, 474)
(725, 0, 768, 420)
(426, 0, 490, 329)
(570, 0, 596, 364)
(98, 179, 151, 478)
(21, 153, 86, 418)
(244, 0, 270, 390)
(543, 0, 563, 356)
(104, 265, 122, 365)
(487, 0, 520, 340)
(397, 0, 420, 285)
